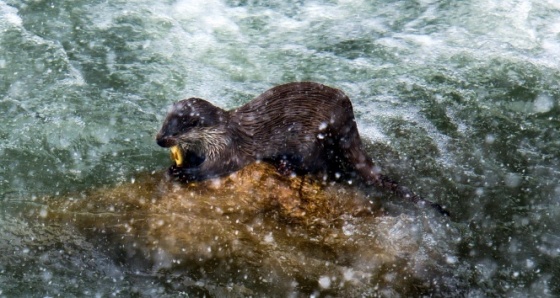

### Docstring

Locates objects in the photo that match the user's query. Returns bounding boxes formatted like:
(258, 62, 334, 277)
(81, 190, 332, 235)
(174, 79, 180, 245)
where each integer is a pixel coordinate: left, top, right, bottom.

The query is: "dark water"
(1, 0, 559, 296)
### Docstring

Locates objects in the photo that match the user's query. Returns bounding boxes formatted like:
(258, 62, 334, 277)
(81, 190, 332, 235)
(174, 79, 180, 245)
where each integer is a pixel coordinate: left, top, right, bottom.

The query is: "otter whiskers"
(177, 127, 231, 161)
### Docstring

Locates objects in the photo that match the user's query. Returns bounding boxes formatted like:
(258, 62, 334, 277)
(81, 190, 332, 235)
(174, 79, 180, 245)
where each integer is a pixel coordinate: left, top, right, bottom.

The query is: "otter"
(156, 82, 449, 216)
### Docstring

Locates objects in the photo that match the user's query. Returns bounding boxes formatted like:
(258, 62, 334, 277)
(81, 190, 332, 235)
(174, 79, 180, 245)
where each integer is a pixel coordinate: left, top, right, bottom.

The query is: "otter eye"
(191, 119, 200, 126)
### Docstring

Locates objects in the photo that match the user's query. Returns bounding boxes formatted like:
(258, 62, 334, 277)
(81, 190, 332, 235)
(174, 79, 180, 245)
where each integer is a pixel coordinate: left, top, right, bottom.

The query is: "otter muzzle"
(170, 145, 183, 167)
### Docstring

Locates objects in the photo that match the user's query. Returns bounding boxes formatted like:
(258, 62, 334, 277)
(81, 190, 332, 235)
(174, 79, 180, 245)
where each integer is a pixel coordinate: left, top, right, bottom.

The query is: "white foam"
(533, 94, 555, 114)
(0, 2, 22, 26)
(546, 0, 560, 9)
(302, 2, 343, 21)
(171, 0, 241, 34)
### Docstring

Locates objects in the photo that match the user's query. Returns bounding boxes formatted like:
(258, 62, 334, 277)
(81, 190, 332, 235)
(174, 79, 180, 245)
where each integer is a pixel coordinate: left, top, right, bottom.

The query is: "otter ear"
(169, 97, 225, 127)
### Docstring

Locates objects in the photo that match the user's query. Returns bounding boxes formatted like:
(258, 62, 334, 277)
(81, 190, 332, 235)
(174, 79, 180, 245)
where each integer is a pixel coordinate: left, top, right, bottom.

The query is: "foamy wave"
(0, 1, 22, 27)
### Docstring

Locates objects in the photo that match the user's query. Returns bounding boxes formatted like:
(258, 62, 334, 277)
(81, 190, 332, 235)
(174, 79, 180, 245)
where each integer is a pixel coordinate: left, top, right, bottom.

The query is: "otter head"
(156, 98, 228, 167)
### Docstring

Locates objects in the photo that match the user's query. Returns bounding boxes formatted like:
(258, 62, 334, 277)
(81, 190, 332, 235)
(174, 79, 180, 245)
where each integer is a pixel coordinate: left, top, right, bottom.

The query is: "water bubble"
(342, 223, 355, 236)
(485, 134, 495, 144)
(264, 233, 274, 243)
(39, 208, 48, 218)
(526, 259, 535, 269)
(343, 268, 354, 281)
(42, 270, 53, 282)
(533, 94, 555, 113)
(475, 188, 484, 196)
(318, 276, 331, 289)
(505, 173, 521, 188)
(445, 255, 458, 264)
(384, 272, 396, 282)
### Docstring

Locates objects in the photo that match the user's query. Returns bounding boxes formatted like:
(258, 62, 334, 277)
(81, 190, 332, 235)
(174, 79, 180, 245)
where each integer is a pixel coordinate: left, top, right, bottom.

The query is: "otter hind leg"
(271, 151, 331, 179)
(336, 120, 379, 183)
(267, 155, 303, 177)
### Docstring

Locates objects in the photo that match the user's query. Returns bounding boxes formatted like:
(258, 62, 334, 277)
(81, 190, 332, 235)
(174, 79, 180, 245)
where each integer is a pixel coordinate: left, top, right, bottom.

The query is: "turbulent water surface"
(1, 0, 559, 296)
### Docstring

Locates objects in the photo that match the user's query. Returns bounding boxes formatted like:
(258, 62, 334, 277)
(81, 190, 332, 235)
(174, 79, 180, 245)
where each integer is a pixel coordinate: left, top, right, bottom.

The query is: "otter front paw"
(167, 165, 198, 182)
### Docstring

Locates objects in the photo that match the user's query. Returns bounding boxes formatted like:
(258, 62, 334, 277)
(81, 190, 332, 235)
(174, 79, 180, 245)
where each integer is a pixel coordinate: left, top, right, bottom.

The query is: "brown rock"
(35, 163, 463, 296)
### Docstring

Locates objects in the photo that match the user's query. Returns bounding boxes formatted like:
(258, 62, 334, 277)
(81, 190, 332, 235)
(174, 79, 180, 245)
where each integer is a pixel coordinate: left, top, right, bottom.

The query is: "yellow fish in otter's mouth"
(170, 145, 183, 167)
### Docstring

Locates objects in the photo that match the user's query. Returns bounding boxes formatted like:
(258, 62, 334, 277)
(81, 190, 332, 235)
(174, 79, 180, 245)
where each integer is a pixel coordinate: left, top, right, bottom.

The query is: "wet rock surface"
(7, 163, 467, 296)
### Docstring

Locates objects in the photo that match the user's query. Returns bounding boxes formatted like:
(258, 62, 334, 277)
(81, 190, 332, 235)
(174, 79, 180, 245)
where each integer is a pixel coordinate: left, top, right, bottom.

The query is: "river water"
(1, 0, 559, 296)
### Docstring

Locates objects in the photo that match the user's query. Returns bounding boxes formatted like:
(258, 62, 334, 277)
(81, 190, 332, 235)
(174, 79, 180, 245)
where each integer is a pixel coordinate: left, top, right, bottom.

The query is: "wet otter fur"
(156, 82, 449, 215)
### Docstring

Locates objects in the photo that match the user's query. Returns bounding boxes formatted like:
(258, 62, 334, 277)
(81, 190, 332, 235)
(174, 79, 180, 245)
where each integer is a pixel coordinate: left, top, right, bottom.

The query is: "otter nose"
(156, 134, 177, 147)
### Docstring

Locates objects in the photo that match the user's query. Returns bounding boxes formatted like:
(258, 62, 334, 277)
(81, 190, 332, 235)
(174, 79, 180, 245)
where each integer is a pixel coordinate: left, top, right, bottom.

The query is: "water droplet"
(39, 208, 48, 218)
(318, 276, 331, 289)
(264, 233, 274, 243)
(446, 255, 458, 264)
(505, 173, 521, 188)
(533, 94, 555, 113)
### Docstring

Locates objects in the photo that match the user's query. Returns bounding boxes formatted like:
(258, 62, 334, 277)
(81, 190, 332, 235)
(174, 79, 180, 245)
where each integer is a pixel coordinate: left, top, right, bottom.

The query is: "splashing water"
(1, 0, 559, 296)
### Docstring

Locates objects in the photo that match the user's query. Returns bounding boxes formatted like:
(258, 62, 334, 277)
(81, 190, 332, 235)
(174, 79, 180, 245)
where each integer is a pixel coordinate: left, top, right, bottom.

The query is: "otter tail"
(372, 174, 450, 217)
(338, 117, 449, 216)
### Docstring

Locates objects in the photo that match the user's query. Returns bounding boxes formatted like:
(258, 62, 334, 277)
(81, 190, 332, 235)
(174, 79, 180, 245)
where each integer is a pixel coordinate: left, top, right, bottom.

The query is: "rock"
(29, 163, 464, 296)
